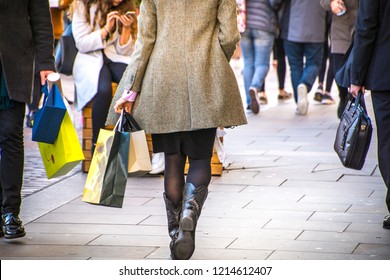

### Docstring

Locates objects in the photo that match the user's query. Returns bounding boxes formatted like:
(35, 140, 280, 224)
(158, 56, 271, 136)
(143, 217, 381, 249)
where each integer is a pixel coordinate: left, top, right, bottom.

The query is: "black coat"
(351, 0, 390, 90)
(0, 0, 55, 104)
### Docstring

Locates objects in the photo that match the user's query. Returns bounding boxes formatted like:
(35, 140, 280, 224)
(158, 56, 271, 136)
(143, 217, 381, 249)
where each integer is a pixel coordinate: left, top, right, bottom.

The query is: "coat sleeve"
(28, 0, 55, 72)
(72, 1, 105, 53)
(350, 0, 379, 86)
(217, 0, 240, 60)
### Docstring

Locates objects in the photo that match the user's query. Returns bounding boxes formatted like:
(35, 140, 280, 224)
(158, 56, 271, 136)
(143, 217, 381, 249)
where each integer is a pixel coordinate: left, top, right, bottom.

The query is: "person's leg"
(239, 29, 255, 108)
(275, 38, 286, 90)
(164, 153, 186, 207)
(251, 30, 275, 105)
(300, 42, 324, 93)
(275, 38, 292, 99)
(162, 152, 187, 259)
(173, 129, 216, 260)
(371, 91, 390, 228)
(315, 40, 328, 96)
(333, 53, 349, 118)
(284, 40, 304, 103)
(92, 64, 112, 149)
(92, 58, 126, 149)
(322, 54, 336, 104)
(0, 102, 26, 239)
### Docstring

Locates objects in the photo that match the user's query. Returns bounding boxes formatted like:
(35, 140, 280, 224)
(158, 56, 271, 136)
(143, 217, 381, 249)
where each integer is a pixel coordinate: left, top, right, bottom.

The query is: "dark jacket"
(351, 0, 390, 90)
(0, 0, 55, 104)
(270, 0, 326, 43)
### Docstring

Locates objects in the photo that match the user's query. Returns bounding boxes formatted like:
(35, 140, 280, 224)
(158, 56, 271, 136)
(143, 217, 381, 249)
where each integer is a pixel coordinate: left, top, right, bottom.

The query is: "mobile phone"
(125, 11, 136, 17)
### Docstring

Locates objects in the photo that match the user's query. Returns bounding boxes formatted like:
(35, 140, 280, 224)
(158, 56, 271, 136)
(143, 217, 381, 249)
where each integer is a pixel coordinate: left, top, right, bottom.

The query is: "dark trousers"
(92, 55, 127, 146)
(0, 102, 25, 215)
(371, 91, 390, 213)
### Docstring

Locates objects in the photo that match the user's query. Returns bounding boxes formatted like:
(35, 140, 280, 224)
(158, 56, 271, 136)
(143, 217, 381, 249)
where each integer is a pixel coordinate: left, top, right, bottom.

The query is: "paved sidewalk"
(1, 60, 389, 260)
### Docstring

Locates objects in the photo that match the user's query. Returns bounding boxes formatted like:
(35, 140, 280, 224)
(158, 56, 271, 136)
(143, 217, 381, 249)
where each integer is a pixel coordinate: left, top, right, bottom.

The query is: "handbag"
(38, 110, 84, 179)
(54, 23, 77, 76)
(82, 112, 130, 208)
(334, 91, 373, 170)
(123, 113, 152, 176)
(32, 82, 67, 144)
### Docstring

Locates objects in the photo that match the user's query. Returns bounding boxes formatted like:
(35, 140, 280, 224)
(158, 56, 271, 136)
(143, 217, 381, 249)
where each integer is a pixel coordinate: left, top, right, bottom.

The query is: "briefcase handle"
(347, 90, 367, 116)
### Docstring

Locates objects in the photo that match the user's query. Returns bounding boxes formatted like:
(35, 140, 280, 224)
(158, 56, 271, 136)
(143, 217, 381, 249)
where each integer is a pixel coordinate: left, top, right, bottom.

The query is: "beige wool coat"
(106, 0, 247, 134)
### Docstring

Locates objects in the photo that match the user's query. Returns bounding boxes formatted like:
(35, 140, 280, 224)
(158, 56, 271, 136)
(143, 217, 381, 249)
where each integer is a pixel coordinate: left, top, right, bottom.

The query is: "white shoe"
(149, 152, 165, 174)
(297, 83, 309, 115)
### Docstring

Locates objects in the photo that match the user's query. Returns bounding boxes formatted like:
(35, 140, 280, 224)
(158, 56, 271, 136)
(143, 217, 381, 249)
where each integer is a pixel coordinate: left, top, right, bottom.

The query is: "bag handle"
(123, 112, 142, 131)
(348, 90, 367, 116)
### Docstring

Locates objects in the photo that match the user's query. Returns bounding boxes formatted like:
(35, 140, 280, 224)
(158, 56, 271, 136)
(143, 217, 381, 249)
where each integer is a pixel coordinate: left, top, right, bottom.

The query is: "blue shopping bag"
(32, 83, 67, 144)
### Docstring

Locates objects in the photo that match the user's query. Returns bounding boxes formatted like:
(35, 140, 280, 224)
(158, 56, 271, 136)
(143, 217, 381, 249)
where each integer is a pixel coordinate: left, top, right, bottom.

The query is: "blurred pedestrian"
(271, 0, 327, 115)
(0, 0, 55, 239)
(348, 0, 390, 229)
(239, 0, 278, 114)
(111, 0, 247, 259)
(321, 0, 359, 118)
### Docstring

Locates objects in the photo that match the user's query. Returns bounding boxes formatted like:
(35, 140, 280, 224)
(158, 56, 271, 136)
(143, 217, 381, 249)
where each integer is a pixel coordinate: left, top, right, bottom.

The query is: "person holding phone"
(70, 0, 137, 154)
(109, 0, 247, 259)
(0, 0, 55, 239)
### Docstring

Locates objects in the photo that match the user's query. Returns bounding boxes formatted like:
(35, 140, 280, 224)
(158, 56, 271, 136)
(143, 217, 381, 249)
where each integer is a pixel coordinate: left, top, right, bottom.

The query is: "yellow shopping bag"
(38, 111, 84, 179)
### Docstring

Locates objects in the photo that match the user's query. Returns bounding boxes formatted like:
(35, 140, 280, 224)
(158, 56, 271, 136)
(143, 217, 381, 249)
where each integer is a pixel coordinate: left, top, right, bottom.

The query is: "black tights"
(164, 153, 212, 207)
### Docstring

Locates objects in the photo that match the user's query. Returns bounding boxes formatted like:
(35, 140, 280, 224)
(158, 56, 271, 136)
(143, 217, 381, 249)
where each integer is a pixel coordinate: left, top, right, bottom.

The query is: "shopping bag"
(54, 23, 77, 76)
(32, 83, 66, 144)
(123, 113, 152, 176)
(38, 110, 84, 178)
(82, 113, 130, 208)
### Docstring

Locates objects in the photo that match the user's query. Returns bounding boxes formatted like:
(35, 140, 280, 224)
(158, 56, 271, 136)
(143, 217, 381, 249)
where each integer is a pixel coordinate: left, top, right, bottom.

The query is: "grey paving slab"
(25, 223, 167, 236)
(308, 212, 387, 224)
(148, 247, 273, 260)
(297, 230, 390, 244)
(346, 223, 390, 234)
(0, 233, 99, 245)
(267, 251, 389, 260)
(89, 234, 235, 250)
(353, 243, 390, 257)
(245, 201, 352, 212)
(34, 212, 150, 225)
(0, 244, 155, 259)
(228, 238, 358, 254)
(264, 220, 350, 232)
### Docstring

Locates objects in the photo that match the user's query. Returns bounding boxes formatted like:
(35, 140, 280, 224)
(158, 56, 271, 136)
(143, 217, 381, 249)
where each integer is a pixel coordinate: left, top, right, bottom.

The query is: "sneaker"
(259, 91, 268, 104)
(297, 83, 309, 115)
(149, 152, 165, 174)
(249, 87, 260, 114)
(321, 93, 336, 105)
(314, 87, 323, 102)
(383, 215, 390, 229)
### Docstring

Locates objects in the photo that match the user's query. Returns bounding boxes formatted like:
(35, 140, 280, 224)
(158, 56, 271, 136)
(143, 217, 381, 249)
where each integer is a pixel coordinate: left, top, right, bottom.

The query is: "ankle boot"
(163, 193, 181, 259)
(173, 183, 208, 260)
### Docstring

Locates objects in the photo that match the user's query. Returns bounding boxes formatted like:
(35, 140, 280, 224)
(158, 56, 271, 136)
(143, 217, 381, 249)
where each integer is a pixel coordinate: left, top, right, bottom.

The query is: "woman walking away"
(110, 0, 247, 259)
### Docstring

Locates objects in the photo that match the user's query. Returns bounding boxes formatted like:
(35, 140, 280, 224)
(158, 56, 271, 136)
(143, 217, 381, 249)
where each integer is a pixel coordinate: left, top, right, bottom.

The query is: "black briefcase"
(334, 91, 373, 170)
